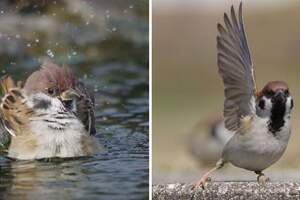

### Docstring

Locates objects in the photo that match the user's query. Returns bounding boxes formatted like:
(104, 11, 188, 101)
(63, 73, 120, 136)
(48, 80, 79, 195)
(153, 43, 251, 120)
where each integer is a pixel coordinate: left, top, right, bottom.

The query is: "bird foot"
(257, 174, 269, 185)
(193, 175, 211, 189)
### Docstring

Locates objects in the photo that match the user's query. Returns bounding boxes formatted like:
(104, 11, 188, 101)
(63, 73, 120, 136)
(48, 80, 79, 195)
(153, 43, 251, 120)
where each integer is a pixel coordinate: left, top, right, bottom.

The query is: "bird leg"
(194, 159, 226, 189)
(255, 171, 269, 185)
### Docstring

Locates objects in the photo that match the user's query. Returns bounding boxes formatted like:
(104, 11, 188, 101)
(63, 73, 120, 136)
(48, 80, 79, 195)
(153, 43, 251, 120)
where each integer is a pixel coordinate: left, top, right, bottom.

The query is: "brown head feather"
(257, 81, 289, 100)
(23, 63, 75, 95)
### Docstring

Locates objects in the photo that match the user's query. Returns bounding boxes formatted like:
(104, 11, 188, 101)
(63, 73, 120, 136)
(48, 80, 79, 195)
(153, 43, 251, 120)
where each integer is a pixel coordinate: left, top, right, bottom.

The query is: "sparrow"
(0, 64, 99, 160)
(195, 2, 294, 188)
(23, 63, 96, 136)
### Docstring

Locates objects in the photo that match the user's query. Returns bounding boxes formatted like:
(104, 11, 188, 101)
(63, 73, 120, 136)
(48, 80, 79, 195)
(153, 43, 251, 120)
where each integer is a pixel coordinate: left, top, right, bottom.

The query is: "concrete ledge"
(153, 182, 300, 200)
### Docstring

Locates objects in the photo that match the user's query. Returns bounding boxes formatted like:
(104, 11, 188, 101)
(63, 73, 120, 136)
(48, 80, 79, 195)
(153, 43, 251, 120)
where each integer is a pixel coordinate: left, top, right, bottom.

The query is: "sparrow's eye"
(258, 99, 265, 110)
(265, 90, 275, 98)
(47, 87, 56, 96)
(284, 90, 289, 96)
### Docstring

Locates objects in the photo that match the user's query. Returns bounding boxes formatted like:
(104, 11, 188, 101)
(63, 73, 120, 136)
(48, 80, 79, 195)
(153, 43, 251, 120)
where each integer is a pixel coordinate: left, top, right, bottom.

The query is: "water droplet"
(35, 38, 39, 43)
(86, 21, 90, 25)
(46, 49, 54, 58)
(15, 34, 20, 39)
(27, 43, 31, 47)
(112, 27, 117, 32)
(94, 86, 99, 92)
(72, 51, 77, 56)
(129, 5, 134, 9)
(0, 11, 4, 14)
(2, 69, 6, 73)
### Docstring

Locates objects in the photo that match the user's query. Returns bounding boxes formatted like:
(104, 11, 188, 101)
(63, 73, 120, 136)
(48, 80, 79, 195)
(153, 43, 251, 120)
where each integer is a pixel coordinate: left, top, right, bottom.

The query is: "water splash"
(46, 49, 54, 58)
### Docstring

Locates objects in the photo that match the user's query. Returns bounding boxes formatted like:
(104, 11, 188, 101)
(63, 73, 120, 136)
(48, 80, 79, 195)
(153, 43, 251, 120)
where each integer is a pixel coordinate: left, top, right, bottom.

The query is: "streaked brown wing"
(0, 76, 34, 137)
(217, 3, 257, 132)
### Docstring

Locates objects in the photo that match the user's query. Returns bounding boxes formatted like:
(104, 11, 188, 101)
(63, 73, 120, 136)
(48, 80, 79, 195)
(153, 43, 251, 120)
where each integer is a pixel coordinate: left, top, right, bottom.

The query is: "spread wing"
(0, 76, 34, 137)
(217, 3, 257, 132)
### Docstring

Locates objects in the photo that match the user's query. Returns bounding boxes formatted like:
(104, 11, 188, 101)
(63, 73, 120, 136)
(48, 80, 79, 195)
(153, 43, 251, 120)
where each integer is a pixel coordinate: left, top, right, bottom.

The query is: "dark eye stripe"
(264, 90, 275, 98)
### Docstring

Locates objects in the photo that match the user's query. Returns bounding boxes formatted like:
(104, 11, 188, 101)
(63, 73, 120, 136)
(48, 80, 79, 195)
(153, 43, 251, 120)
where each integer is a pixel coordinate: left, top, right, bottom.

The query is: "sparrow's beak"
(59, 89, 80, 101)
(273, 90, 286, 103)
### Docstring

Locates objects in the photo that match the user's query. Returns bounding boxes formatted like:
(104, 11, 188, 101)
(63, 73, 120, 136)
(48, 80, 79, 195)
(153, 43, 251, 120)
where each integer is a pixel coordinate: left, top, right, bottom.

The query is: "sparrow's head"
(256, 81, 293, 118)
(23, 63, 81, 110)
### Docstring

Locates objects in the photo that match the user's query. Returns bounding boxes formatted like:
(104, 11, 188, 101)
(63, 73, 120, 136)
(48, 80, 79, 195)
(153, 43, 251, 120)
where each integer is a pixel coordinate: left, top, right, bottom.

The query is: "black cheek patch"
(33, 99, 51, 110)
(258, 99, 265, 110)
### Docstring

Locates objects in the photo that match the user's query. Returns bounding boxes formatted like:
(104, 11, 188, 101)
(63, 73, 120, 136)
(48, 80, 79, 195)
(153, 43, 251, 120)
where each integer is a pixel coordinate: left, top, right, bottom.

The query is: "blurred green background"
(153, 0, 300, 183)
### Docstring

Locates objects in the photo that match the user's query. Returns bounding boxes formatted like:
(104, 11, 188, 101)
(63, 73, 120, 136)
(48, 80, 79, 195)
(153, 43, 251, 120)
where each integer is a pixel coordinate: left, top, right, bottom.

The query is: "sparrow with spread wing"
(195, 2, 294, 188)
(0, 64, 99, 160)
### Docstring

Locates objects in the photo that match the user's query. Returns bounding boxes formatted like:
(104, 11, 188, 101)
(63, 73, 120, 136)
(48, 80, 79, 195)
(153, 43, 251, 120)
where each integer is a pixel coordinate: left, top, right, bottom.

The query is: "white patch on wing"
(285, 96, 293, 114)
(249, 96, 256, 114)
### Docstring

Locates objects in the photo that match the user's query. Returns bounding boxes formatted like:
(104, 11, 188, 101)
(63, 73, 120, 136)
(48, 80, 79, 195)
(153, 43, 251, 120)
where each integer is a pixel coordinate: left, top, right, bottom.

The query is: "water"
(0, 1, 149, 199)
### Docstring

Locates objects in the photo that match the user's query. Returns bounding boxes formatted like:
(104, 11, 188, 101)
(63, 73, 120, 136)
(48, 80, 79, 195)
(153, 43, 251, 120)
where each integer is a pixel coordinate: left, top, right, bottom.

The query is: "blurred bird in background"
(0, 63, 99, 160)
(187, 115, 233, 166)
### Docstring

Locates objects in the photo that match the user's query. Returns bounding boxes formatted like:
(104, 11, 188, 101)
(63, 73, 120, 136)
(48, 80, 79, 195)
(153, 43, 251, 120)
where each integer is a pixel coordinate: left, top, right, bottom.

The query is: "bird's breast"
(222, 116, 291, 171)
(8, 110, 95, 160)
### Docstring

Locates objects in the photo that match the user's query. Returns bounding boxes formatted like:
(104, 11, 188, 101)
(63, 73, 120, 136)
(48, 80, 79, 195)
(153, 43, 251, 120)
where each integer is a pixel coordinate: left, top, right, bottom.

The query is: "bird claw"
(257, 174, 269, 185)
(193, 176, 211, 190)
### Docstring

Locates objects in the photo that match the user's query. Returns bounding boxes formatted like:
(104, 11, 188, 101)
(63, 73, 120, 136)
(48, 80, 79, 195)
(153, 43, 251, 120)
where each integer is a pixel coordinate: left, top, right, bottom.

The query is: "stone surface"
(153, 182, 300, 200)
